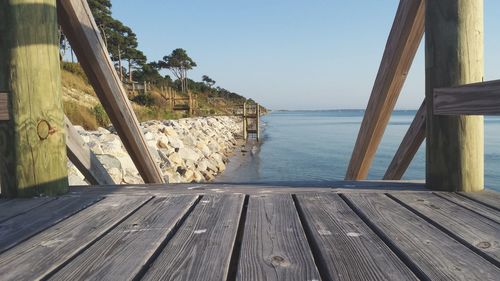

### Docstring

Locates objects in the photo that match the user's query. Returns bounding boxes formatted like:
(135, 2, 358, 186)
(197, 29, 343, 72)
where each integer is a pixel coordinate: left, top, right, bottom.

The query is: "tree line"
(60, 0, 246, 103)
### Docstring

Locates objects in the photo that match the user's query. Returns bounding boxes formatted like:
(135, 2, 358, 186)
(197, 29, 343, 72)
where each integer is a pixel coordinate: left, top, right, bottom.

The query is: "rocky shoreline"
(68, 116, 243, 185)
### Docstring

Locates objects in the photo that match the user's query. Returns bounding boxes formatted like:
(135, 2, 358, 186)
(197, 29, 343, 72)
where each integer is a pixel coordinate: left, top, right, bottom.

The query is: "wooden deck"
(0, 183, 499, 280)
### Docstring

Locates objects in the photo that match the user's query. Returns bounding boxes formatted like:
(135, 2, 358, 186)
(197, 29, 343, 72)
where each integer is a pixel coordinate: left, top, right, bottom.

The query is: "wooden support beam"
(64, 116, 115, 185)
(57, 0, 164, 183)
(0, 0, 68, 197)
(426, 0, 484, 191)
(256, 104, 260, 142)
(345, 0, 425, 180)
(434, 79, 500, 115)
(383, 100, 426, 180)
(243, 102, 247, 140)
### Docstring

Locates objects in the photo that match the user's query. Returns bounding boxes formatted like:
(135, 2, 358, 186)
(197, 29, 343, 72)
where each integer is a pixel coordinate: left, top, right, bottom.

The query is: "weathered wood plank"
(391, 193, 500, 263)
(459, 191, 500, 210)
(434, 80, 500, 115)
(0, 196, 101, 253)
(345, 193, 500, 280)
(434, 192, 500, 223)
(237, 195, 320, 281)
(0, 197, 55, 223)
(57, 0, 164, 183)
(65, 116, 114, 185)
(296, 193, 417, 280)
(0, 195, 151, 280)
(425, 0, 484, 191)
(346, 0, 425, 180)
(0, 92, 8, 120)
(0, 0, 68, 197)
(142, 195, 244, 281)
(49, 195, 198, 280)
(384, 100, 426, 180)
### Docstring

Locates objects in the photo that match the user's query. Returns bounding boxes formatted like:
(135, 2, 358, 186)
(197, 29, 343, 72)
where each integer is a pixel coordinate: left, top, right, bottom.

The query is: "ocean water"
(233, 110, 500, 191)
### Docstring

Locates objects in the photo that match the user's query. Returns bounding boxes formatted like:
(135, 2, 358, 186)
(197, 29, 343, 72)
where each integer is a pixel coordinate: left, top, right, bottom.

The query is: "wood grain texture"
(65, 116, 114, 185)
(459, 191, 500, 210)
(391, 192, 500, 262)
(434, 80, 500, 115)
(142, 195, 244, 281)
(384, 100, 426, 180)
(434, 192, 500, 223)
(0, 0, 68, 197)
(49, 195, 198, 281)
(0, 197, 55, 223)
(237, 195, 320, 281)
(0, 195, 150, 280)
(345, 193, 500, 280)
(425, 0, 484, 191)
(0, 196, 101, 253)
(57, 0, 163, 183)
(346, 0, 425, 180)
(0, 92, 8, 120)
(296, 193, 417, 281)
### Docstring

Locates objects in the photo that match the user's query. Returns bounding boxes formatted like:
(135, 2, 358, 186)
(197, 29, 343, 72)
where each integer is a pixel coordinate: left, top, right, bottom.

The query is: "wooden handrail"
(64, 116, 115, 185)
(384, 100, 426, 180)
(345, 0, 425, 180)
(57, 0, 164, 183)
(434, 80, 500, 115)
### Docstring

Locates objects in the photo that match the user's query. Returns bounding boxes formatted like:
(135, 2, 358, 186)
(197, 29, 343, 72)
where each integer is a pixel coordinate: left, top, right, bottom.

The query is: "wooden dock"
(0, 183, 499, 280)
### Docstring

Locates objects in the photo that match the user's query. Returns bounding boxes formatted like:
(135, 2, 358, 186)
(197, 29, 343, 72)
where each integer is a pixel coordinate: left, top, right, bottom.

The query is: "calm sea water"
(234, 110, 500, 191)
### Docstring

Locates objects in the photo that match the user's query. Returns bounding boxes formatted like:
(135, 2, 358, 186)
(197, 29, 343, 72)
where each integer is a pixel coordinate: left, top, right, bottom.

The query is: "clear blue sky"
(111, 0, 500, 110)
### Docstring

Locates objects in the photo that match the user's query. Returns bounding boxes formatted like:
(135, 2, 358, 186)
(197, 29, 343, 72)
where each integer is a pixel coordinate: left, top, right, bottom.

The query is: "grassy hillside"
(61, 62, 251, 130)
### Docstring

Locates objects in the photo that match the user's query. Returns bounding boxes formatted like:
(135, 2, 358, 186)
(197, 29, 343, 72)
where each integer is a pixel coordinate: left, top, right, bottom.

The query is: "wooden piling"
(256, 104, 260, 142)
(0, 0, 68, 197)
(425, 0, 484, 191)
(243, 102, 247, 140)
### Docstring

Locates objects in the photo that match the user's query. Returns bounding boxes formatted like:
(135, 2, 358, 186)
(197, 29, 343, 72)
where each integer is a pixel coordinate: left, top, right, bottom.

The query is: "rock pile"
(68, 116, 242, 185)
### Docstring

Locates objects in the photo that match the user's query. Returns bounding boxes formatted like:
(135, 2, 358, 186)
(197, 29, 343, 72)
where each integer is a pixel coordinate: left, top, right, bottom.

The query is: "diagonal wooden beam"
(57, 0, 164, 183)
(383, 100, 426, 180)
(345, 0, 425, 180)
(434, 79, 500, 115)
(65, 116, 115, 185)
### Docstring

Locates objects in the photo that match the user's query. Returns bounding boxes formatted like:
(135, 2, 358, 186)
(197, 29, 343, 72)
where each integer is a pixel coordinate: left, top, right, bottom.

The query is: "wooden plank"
(345, 0, 425, 180)
(384, 100, 425, 180)
(0, 0, 68, 197)
(345, 193, 500, 280)
(237, 195, 321, 281)
(434, 80, 500, 115)
(459, 191, 500, 210)
(434, 192, 500, 223)
(65, 116, 115, 185)
(0, 195, 151, 280)
(49, 195, 198, 280)
(425, 0, 484, 191)
(295, 193, 417, 281)
(391, 193, 500, 263)
(142, 194, 244, 281)
(57, 0, 164, 183)
(0, 92, 8, 120)
(0, 197, 55, 223)
(0, 196, 101, 253)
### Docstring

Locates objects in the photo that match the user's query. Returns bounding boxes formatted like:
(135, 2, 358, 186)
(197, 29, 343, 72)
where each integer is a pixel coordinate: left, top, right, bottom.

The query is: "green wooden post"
(426, 0, 484, 191)
(0, 0, 68, 197)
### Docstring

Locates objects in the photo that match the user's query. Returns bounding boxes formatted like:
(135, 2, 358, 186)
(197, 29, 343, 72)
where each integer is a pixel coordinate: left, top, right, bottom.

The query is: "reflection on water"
(231, 110, 500, 191)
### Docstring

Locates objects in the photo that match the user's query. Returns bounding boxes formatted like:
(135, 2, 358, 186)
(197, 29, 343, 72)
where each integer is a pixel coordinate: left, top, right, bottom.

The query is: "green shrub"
(132, 93, 155, 106)
(91, 104, 110, 127)
(61, 62, 88, 82)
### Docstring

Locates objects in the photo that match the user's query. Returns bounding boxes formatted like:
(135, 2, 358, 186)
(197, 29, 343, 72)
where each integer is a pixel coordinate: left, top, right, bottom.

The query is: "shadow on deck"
(0, 182, 499, 280)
